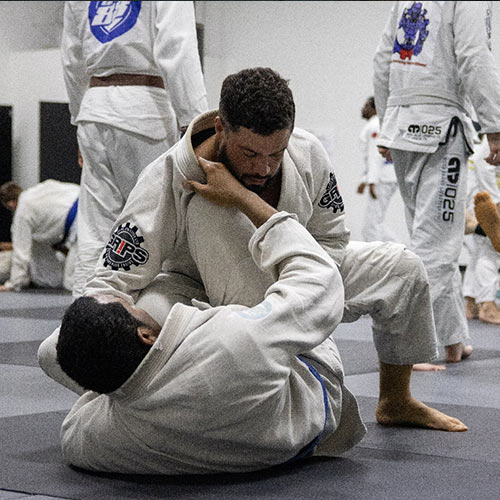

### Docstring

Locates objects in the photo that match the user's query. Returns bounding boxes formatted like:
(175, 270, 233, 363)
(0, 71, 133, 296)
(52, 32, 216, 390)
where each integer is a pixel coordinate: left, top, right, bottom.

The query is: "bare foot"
(412, 363, 446, 371)
(474, 191, 500, 252)
(478, 301, 500, 324)
(445, 342, 473, 363)
(376, 397, 468, 431)
(465, 296, 479, 320)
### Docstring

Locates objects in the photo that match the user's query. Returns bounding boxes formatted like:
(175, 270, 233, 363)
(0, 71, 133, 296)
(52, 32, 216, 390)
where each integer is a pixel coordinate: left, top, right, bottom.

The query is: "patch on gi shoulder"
(237, 300, 272, 320)
(103, 222, 149, 271)
(318, 172, 344, 213)
(88, 1, 142, 44)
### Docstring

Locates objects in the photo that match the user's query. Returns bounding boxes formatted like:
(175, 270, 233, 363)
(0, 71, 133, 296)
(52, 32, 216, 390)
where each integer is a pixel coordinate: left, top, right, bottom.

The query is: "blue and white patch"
(88, 1, 141, 44)
(238, 300, 272, 320)
(103, 222, 149, 271)
(318, 172, 344, 213)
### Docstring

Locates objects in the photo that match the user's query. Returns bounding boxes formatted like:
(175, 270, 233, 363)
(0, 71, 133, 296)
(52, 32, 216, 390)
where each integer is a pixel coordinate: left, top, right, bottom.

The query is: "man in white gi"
(62, 1, 208, 296)
(373, 1, 500, 362)
(56, 161, 367, 475)
(463, 135, 500, 324)
(0, 180, 79, 292)
(357, 97, 399, 242)
(39, 67, 467, 432)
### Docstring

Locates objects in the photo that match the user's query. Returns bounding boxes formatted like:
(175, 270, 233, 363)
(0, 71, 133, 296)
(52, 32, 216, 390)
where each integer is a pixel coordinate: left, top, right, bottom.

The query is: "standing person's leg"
(362, 182, 399, 242)
(462, 234, 480, 319)
(391, 130, 471, 362)
(377, 181, 400, 242)
(73, 123, 170, 296)
(472, 237, 500, 324)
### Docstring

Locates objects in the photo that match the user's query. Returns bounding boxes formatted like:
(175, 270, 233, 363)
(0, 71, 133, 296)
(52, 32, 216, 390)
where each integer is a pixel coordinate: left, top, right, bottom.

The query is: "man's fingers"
(184, 180, 206, 194)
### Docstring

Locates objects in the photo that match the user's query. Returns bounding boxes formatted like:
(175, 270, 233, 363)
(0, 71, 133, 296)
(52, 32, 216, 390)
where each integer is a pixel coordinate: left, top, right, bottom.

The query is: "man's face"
(216, 120, 292, 194)
(361, 100, 375, 120)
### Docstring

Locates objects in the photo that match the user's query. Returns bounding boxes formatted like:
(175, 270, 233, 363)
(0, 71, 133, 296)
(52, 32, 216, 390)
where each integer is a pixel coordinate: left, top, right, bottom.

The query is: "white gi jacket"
(5, 180, 80, 291)
(85, 110, 350, 303)
(373, 1, 500, 153)
(62, 1, 208, 137)
(359, 115, 396, 184)
(61, 213, 366, 475)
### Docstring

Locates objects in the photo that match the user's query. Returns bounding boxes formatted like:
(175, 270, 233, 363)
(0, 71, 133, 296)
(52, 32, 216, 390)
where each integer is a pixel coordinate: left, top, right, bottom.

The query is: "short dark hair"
(0, 181, 22, 205)
(56, 297, 151, 393)
(219, 67, 295, 135)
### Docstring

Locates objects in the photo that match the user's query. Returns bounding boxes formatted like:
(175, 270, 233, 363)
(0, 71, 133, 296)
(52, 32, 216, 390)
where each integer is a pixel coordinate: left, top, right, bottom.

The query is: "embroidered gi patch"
(238, 300, 272, 320)
(318, 172, 344, 213)
(103, 222, 149, 271)
(88, 1, 141, 44)
(393, 2, 429, 60)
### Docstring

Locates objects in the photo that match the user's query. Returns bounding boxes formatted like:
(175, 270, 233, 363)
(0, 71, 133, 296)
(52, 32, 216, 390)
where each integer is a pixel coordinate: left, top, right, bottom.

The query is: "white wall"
(6, 49, 68, 188)
(3, 1, 500, 241)
(195, 1, 403, 240)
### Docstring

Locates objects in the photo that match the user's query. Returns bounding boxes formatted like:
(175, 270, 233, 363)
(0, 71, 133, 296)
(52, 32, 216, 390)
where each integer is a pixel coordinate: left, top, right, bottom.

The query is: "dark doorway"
(39, 102, 81, 185)
(0, 106, 13, 242)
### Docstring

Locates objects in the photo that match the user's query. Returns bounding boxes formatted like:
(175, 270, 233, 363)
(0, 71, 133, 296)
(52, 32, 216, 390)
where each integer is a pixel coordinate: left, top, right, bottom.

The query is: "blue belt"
(61, 199, 78, 244)
(287, 356, 329, 463)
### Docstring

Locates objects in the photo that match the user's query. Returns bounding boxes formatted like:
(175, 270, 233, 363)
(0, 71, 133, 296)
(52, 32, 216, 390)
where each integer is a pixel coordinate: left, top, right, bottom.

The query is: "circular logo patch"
(103, 222, 149, 271)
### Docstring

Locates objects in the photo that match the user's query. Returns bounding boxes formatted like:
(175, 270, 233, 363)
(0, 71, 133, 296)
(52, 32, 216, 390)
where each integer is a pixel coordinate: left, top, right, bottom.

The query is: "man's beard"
(217, 144, 274, 194)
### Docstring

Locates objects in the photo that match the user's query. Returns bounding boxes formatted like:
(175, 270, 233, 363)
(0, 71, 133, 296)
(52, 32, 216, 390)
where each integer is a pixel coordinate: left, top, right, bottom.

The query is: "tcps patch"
(318, 172, 344, 213)
(103, 222, 149, 271)
(88, 1, 141, 43)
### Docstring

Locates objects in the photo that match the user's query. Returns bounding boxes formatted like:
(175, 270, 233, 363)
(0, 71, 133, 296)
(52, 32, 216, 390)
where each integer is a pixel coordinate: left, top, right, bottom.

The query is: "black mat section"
(0, 341, 40, 366)
(1, 404, 499, 500)
(355, 396, 500, 464)
(337, 339, 500, 375)
(336, 339, 380, 375)
(0, 306, 67, 320)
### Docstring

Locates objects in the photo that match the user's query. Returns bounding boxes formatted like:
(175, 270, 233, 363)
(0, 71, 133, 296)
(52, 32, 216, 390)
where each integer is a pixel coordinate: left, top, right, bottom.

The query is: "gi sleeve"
(246, 212, 344, 356)
(373, 2, 399, 125)
(153, 1, 208, 128)
(84, 157, 179, 304)
(304, 138, 350, 268)
(61, 2, 88, 125)
(454, 2, 500, 133)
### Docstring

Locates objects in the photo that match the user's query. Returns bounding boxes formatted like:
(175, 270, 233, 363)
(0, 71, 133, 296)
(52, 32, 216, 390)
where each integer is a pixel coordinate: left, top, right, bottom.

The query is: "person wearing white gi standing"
(463, 135, 500, 324)
(357, 97, 399, 242)
(0, 180, 79, 292)
(373, 1, 500, 362)
(62, 1, 208, 296)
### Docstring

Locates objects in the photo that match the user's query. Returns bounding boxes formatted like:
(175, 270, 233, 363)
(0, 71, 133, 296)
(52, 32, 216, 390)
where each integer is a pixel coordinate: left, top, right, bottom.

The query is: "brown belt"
(89, 74, 164, 88)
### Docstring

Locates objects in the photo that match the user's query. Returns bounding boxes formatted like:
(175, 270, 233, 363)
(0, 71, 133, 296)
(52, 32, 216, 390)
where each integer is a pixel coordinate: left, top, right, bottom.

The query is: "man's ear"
(137, 326, 158, 346)
(214, 115, 224, 135)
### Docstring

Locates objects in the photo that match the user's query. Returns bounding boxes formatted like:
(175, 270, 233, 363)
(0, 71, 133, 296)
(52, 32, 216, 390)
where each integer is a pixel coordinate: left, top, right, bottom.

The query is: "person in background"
(463, 134, 500, 324)
(356, 96, 399, 242)
(373, 1, 500, 362)
(62, 1, 208, 296)
(0, 180, 79, 292)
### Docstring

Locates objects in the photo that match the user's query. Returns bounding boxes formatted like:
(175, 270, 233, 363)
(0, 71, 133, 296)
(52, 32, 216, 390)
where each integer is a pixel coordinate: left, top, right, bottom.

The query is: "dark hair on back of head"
(57, 297, 151, 394)
(0, 181, 22, 205)
(219, 67, 295, 136)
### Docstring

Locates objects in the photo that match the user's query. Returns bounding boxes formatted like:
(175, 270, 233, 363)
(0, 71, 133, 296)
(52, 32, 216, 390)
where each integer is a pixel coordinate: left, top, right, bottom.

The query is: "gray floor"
(1, 289, 499, 500)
